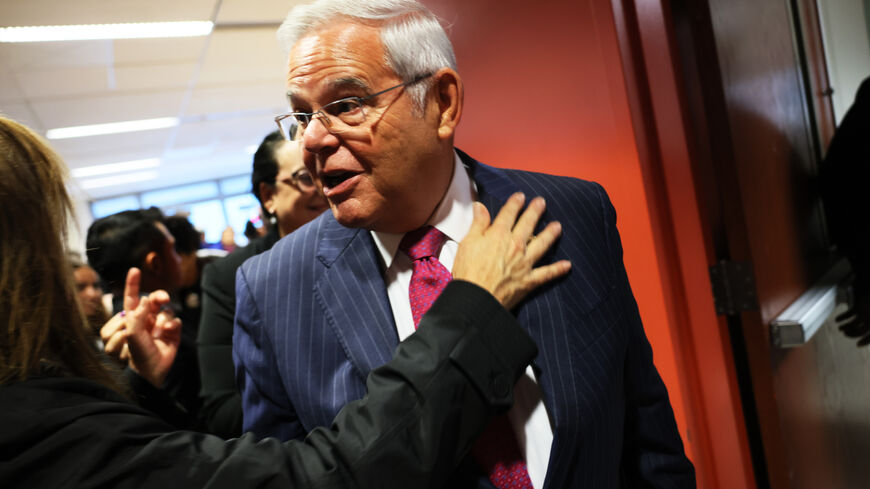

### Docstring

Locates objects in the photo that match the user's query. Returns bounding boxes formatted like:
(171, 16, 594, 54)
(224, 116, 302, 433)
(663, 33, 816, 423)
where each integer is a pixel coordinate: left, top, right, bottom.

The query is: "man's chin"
(328, 201, 372, 230)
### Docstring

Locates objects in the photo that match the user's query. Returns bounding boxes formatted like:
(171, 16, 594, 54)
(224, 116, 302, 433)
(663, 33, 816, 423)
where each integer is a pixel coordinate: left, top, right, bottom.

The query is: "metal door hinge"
(709, 261, 758, 315)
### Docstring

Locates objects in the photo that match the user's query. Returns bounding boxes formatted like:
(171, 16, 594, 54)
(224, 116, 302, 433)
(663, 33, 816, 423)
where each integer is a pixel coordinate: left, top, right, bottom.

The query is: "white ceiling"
(0, 0, 310, 201)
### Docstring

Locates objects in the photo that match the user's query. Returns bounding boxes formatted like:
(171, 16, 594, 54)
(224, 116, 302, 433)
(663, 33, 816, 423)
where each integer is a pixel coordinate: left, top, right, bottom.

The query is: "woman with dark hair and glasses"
(197, 131, 329, 437)
(0, 115, 570, 488)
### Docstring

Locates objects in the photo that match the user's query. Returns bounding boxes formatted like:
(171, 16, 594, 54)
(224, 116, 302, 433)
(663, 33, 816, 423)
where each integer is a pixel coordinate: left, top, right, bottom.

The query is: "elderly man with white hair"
(233, 1, 695, 488)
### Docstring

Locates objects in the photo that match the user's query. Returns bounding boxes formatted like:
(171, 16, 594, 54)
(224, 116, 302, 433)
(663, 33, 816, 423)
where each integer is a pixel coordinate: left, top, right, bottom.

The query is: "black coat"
(821, 76, 870, 275)
(0, 281, 536, 489)
(197, 229, 279, 437)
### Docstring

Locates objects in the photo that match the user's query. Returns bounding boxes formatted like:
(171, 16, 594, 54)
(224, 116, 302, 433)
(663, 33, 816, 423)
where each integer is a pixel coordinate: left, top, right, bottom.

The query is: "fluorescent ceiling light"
(46, 117, 179, 139)
(72, 158, 160, 178)
(79, 170, 159, 190)
(0, 21, 213, 43)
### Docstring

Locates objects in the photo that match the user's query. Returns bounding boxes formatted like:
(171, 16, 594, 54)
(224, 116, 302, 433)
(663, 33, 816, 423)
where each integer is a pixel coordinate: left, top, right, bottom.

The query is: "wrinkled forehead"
(285, 21, 395, 101)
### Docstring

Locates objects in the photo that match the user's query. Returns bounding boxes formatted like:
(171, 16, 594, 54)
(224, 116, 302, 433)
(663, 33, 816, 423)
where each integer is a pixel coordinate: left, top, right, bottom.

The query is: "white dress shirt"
(371, 152, 554, 488)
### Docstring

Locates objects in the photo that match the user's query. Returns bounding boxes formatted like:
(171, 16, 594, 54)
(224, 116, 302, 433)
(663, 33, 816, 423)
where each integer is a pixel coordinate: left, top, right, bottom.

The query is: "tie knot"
(400, 226, 447, 261)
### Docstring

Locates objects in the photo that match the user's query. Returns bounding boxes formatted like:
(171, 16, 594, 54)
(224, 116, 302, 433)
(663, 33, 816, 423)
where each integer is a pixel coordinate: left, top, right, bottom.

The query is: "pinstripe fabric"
(233, 149, 695, 488)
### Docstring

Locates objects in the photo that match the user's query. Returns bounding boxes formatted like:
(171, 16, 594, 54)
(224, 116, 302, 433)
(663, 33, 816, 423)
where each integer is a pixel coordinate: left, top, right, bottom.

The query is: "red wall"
(426, 0, 692, 462)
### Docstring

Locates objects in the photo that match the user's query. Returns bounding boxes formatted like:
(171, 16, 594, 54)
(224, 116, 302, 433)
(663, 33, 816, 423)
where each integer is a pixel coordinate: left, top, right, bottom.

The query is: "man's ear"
(259, 182, 277, 214)
(143, 250, 161, 274)
(433, 68, 463, 140)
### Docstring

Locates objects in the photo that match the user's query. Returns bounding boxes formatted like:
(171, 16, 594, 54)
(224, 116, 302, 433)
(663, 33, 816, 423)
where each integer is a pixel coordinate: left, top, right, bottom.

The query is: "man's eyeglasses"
(275, 73, 433, 140)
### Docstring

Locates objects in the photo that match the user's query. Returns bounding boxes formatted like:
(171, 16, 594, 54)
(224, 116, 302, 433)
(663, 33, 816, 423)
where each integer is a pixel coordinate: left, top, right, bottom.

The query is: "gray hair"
(277, 0, 457, 111)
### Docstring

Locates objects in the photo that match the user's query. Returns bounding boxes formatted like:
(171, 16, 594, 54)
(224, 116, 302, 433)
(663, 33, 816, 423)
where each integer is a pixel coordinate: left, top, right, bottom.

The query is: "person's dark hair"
(164, 215, 200, 255)
(251, 130, 289, 218)
(86, 207, 167, 292)
(0, 116, 123, 392)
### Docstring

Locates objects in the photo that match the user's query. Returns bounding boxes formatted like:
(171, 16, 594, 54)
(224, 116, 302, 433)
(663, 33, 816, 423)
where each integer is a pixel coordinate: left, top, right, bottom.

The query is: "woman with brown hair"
(67, 253, 111, 348)
(0, 116, 569, 489)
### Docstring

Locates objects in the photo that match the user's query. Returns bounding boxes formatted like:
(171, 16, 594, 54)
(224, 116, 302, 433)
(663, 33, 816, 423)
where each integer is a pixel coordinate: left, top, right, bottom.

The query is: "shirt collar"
(371, 150, 477, 269)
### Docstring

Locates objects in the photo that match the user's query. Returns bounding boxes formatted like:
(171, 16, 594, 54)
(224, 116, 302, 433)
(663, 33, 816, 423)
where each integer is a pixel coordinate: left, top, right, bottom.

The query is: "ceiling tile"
(0, 41, 113, 70)
(0, 0, 217, 26)
(14, 66, 110, 98)
(215, 0, 300, 24)
(184, 81, 286, 116)
(113, 62, 197, 92)
(31, 89, 187, 128)
(0, 66, 25, 103)
(51, 129, 171, 165)
(112, 37, 205, 65)
(0, 102, 44, 132)
(196, 28, 286, 85)
(170, 113, 275, 150)
(1, 0, 309, 204)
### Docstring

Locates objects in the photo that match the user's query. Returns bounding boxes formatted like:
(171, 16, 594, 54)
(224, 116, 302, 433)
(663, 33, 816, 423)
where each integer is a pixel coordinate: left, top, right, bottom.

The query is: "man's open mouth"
(322, 171, 356, 189)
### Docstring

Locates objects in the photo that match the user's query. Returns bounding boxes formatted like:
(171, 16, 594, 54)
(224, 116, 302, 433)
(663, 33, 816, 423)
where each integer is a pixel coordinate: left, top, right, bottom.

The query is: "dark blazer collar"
(457, 148, 519, 206)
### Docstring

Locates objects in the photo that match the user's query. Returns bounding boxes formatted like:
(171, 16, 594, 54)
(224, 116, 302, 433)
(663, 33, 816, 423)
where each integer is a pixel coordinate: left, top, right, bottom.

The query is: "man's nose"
(302, 115, 340, 154)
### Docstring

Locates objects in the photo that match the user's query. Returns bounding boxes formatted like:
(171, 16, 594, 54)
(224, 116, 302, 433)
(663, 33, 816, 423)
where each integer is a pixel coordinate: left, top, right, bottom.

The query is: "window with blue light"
(141, 182, 219, 208)
(88, 174, 259, 248)
(91, 195, 141, 219)
(220, 175, 252, 196)
(224, 193, 261, 246)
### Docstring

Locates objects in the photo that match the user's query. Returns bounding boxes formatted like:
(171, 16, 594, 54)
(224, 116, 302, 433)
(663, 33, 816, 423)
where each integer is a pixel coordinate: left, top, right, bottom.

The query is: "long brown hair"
(0, 116, 122, 392)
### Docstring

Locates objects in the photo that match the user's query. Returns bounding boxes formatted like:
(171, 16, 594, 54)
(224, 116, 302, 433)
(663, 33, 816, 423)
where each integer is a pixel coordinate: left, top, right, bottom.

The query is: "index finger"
(490, 192, 526, 231)
(511, 196, 546, 242)
(124, 268, 141, 313)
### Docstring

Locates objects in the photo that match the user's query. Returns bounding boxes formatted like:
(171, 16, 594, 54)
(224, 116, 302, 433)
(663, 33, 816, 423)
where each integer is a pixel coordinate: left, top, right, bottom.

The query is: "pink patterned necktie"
(400, 226, 453, 329)
(400, 226, 534, 489)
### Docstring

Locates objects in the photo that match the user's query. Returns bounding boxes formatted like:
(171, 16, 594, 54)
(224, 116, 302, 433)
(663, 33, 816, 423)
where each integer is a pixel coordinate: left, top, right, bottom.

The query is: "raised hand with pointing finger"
(99, 268, 181, 387)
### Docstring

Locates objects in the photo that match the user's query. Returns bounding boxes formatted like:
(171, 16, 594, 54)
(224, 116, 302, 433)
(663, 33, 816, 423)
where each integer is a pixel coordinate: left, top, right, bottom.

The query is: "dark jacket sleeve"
(594, 185, 695, 487)
(32, 280, 536, 489)
(123, 366, 200, 430)
(197, 248, 253, 438)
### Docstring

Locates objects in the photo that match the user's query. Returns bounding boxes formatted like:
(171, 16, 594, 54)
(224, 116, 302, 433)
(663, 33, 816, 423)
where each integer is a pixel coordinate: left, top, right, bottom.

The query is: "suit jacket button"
(492, 375, 510, 399)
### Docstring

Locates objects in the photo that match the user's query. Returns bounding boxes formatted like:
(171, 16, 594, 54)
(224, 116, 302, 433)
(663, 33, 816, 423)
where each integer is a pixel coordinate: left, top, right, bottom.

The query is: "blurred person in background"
(243, 216, 267, 241)
(197, 129, 328, 438)
(86, 207, 182, 312)
(87, 207, 202, 417)
(164, 214, 223, 329)
(219, 226, 237, 253)
(0, 114, 566, 489)
(68, 253, 110, 348)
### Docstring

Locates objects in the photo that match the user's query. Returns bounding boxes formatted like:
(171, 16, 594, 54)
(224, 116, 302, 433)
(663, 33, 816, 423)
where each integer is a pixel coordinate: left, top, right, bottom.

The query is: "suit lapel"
(313, 218, 398, 378)
(464, 152, 574, 489)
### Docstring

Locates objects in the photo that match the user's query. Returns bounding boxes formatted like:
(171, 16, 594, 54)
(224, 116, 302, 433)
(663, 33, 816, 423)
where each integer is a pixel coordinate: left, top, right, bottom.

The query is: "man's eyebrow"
(286, 77, 372, 104)
(329, 77, 370, 92)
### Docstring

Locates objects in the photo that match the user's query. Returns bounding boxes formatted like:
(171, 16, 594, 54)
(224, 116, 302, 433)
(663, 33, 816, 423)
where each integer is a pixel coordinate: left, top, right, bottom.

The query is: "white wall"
(817, 0, 870, 123)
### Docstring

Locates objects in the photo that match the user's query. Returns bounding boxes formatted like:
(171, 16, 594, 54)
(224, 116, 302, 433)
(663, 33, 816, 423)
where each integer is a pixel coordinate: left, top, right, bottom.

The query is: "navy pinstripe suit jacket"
(233, 150, 695, 488)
